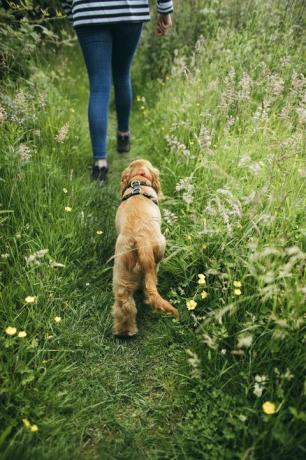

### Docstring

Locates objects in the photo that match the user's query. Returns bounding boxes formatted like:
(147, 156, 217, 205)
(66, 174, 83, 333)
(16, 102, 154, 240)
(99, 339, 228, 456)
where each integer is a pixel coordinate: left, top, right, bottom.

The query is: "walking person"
(61, 1, 173, 185)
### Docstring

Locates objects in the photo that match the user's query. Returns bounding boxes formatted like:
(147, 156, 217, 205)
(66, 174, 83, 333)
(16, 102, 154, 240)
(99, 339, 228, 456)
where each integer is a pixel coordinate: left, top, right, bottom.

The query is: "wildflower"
(25, 249, 48, 266)
(186, 300, 197, 311)
(238, 414, 247, 422)
(54, 316, 61, 323)
(63, 188, 68, 193)
(18, 143, 32, 162)
(5, 326, 17, 336)
(22, 418, 31, 429)
(221, 349, 227, 355)
(1, 253, 10, 259)
(254, 383, 264, 397)
(234, 288, 242, 296)
(262, 401, 277, 415)
(163, 209, 178, 225)
(136, 95, 142, 101)
(85, 282, 90, 286)
(140, 105, 145, 111)
(25, 296, 37, 304)
(64, 206, 72, 212)
(237, 334, 253, 348)
(55, 123, 69, 143)
(96, 230, 103, 235)
(18, 331, 27, 338)
(198, 273, 206, 285)
(201, 291, 208, 300)
(0, 104, 7, 123)
(233, 280, 241, 288)
(30, 424, 38, 432)
(49, 260, 65, 268)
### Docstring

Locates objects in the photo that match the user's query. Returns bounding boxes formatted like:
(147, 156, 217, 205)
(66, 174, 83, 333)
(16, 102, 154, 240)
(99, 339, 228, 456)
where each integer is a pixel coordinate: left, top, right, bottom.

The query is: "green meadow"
(0, 1, 305, 459)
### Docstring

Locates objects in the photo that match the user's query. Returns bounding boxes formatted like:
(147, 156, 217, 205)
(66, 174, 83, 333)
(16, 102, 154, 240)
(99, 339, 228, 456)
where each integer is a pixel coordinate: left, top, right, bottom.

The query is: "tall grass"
(0, 0, 305, 458)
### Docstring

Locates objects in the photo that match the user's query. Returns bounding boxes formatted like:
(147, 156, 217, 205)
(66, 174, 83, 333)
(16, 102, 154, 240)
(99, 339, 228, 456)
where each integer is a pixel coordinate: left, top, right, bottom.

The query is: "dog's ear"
(120, 167, 131, 195)
(151, 167, 164, 199)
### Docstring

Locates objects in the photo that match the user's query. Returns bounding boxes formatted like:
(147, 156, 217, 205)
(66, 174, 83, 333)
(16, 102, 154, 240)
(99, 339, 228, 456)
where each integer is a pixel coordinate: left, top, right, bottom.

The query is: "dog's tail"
(135, 238, 179, 318)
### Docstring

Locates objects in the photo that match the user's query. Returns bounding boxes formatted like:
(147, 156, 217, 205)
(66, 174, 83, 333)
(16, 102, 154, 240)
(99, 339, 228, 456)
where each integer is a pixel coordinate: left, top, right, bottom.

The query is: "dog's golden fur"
(112, 159, 178, 336)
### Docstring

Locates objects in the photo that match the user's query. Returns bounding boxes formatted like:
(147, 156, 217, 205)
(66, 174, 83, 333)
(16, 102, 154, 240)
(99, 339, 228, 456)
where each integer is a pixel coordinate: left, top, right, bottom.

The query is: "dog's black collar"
(121, 180, 158, 206)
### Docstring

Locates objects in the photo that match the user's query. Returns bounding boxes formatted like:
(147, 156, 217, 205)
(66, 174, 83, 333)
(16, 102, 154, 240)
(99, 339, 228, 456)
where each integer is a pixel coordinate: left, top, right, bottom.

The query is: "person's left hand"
(156, 13, 172, 37)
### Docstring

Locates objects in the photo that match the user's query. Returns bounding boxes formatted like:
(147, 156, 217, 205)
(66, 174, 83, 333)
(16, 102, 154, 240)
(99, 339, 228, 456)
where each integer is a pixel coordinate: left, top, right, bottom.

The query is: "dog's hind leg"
(112, 285, 138, 337)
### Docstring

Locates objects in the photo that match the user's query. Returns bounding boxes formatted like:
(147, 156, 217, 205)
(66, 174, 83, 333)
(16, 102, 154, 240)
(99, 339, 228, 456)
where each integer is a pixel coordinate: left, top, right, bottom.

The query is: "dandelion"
(55, 123, 69, 143)
(234, 288, 242, 296)
(22, 418, 39, 432)
(198, 273, 206, 285)
(186, 300, 197, 311)
(25, 296, 37, 304)
(22, 418, 31, 429)
(96, 230, 103, 235)
(63, 188, 68, 193)
(54, 316, 61, 323)
(64, 206, 72, 212)
(262, 401, 277, 415)
(201, 291, 208, 300)
(233, 280, 242, 288)
(18, 331, 27, 338)
(5, 326, 17, 336)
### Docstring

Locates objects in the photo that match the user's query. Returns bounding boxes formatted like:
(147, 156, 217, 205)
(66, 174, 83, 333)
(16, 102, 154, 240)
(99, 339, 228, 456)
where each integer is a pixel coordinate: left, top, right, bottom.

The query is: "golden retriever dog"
(112, 159, 179, 336)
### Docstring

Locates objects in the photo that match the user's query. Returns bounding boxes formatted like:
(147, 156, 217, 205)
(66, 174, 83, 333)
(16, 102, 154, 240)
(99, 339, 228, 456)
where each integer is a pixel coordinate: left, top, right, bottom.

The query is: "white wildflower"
(55, 123, 69, 143)
(18, 144, 32, 162)
(25, 249, 49, 266)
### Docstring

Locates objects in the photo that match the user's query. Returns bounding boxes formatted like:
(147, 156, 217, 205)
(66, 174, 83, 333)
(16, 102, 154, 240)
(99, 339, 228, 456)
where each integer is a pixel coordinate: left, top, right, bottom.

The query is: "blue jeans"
(76, 23, 143, 160)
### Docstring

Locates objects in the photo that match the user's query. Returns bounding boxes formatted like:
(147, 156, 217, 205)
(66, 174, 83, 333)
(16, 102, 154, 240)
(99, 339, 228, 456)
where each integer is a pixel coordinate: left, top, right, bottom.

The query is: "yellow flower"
(64, 206, 72, 212)
(62, 187, 68, 194)
(136, 95, 142, 102)
(54, 316, 61, 323)
(25, 296, 37, 304)
(198, 273, 206, 285)
(22, 418, 31, 429)
(30, 424, 39, 432)
(186, 300, 197, 311)
(262, 401, 277, 415)
(18, 331, 27, 338)
(202, 244, 207, 250)
(96, 230, 103, 235)
(187, 235, 192, 240)
(140, 105, 145, 111)
(201, 291, 208, 299)
(5, 326, 17, 336)
(234, 288, 242, 296)
(234, 280, 242, 288)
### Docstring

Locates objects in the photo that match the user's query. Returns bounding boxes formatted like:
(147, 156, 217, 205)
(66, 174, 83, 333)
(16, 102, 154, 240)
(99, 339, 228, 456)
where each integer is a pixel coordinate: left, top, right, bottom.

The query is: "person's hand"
(156, 13, 172, 37)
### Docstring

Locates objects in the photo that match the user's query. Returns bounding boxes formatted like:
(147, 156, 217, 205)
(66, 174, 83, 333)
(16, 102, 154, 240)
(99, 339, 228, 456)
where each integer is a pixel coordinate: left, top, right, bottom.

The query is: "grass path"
(53, 51, 197, 460)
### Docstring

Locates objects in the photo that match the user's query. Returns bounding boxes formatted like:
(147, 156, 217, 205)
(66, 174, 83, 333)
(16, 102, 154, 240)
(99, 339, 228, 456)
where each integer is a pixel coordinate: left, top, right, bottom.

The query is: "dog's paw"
(113, 327, 138, 338)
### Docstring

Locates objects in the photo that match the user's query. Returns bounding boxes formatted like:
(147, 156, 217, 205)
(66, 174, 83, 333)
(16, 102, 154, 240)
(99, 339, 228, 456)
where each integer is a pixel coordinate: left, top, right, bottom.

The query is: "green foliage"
(1, 0, 305, 459)
(0, 0, 70, 79)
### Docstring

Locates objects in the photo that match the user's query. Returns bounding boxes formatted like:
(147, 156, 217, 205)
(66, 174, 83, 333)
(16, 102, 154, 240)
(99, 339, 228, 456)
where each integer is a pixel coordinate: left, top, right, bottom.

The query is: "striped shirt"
(61, 1, 173, 27)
